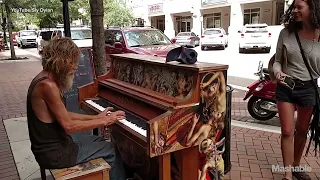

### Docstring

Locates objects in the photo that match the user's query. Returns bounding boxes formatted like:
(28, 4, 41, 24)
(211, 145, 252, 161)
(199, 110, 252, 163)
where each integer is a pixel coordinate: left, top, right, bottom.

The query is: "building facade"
(126, 0, 285, 39)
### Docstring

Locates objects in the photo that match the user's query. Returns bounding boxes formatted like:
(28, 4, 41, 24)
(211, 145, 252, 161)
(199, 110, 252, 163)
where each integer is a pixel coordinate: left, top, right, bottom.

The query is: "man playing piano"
(26, 37, 126, 180)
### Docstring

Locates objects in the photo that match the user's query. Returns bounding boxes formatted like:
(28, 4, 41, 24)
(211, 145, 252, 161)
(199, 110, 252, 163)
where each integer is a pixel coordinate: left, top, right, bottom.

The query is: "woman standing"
(273, 0, 320, 179)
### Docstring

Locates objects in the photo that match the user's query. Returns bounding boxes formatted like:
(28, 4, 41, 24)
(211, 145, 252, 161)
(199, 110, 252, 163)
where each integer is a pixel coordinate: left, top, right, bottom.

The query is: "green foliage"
(6, 0, 135, 29)
(103, 0, 135, 27)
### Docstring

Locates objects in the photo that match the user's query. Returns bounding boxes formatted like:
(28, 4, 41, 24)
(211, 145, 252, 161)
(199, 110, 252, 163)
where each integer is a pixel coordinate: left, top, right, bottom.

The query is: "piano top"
(110, 53, 229, 72)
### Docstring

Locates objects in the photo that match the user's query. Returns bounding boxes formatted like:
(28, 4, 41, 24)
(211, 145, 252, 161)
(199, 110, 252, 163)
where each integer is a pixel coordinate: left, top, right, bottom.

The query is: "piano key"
(85, 99, 147, 137)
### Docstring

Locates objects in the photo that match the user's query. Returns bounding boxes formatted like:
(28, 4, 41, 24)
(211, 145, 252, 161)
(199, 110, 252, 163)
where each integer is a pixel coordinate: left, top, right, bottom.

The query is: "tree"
(4, 0, 17, 59)
(89, 0, 107, 76)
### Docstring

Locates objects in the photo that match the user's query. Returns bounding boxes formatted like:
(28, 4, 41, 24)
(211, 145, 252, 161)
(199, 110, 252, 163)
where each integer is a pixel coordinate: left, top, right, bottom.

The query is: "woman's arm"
(273, 28, 286, 76)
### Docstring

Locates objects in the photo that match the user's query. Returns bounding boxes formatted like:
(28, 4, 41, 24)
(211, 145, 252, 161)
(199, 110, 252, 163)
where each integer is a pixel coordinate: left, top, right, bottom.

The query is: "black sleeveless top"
(27, 77, 79, 169)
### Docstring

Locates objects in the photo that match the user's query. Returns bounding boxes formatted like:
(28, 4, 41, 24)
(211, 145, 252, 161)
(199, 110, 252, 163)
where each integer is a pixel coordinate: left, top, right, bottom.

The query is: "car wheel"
(201, 46, 205, 50)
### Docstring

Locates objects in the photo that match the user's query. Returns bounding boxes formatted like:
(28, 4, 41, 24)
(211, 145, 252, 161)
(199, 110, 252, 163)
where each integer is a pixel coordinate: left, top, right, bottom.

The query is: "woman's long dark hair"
(281, 0, 320, 32)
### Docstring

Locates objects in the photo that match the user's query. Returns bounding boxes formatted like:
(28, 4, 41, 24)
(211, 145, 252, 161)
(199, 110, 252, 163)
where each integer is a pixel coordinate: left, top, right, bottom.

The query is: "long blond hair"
(42, 37, 80, 75)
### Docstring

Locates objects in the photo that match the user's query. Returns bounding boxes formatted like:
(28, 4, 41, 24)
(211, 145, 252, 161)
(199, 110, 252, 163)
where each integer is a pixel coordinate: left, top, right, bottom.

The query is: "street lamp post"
(62, 0, 73, 37)
(0, 0, 8, 50)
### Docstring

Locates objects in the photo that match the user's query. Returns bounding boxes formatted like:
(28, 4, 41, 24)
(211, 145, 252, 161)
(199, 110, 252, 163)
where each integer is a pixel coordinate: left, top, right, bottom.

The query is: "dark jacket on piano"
(26, 77, 79, 169)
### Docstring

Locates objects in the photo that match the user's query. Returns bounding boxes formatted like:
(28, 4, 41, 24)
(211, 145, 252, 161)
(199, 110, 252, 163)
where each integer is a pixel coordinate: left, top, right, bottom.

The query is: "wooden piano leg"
(178, 146, 198, 180)
(159, 153, 171, 180)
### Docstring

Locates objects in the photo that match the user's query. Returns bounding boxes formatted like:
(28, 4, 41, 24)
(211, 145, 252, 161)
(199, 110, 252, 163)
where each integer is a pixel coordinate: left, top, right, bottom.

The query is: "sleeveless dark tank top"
(27, 76, 79, 169)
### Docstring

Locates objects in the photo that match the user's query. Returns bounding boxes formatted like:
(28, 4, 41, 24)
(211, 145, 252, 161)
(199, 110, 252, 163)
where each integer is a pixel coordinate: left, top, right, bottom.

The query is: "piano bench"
(40, 158, 111, 180)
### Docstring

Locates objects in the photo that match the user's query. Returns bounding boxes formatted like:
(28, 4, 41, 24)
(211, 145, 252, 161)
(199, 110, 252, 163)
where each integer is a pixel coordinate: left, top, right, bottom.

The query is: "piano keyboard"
(86, 99, 147, 137)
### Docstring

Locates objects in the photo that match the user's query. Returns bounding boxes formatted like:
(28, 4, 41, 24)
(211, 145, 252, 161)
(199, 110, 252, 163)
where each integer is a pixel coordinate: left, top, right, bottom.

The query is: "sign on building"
(148, 3, 163, 15)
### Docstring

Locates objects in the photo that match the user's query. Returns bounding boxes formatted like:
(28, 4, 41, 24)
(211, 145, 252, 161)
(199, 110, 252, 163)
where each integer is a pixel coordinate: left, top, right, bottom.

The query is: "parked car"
(104, 26, 179, 66)
(200, 28, 228, 50)
(171, 32, 200, 48)
(238, 23, 271, 53)
(51, 27, 92, 48)
(15, 30, 37, 48)
(36, 30, 53, 53)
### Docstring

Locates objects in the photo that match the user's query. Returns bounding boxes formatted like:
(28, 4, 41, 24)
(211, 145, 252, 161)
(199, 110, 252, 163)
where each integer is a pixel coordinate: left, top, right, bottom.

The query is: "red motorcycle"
(243, 61, 278, 121)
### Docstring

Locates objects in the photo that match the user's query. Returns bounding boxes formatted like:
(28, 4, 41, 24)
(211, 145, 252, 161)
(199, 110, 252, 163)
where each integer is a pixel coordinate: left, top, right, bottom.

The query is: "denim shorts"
(275, 79, 318, 107)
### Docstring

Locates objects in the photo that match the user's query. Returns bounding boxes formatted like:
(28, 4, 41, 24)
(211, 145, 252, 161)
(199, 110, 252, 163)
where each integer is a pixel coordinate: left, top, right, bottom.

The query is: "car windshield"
(124, 30, 172, 47)
(245, 26, 268, 33)
(204, 29, 221, 35)
(20, 31, 36, 36)
(177, 32, 191, 36)
(70, 29, 92, 40)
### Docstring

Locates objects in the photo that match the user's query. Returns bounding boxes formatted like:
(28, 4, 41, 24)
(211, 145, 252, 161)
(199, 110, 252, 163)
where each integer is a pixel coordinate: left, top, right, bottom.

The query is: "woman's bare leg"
(293, 105, 313, 166)
(277, 101, 296, 180)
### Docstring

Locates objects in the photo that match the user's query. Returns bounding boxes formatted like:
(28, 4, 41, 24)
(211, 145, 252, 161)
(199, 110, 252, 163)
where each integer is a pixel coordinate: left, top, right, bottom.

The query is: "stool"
(40, 158, 111, 180)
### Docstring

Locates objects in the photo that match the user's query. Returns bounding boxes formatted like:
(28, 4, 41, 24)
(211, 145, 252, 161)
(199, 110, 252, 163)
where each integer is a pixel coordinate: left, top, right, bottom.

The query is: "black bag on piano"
(166, 46, 198, 65)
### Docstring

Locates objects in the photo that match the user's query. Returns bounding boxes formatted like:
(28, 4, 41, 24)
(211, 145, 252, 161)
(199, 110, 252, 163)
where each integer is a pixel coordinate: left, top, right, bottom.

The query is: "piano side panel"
(148, 69, 228, 179)
(148, 106, 199, 158)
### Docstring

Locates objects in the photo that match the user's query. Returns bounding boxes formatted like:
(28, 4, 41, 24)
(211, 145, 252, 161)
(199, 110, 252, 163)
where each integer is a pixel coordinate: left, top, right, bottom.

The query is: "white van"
(239, 23, 271, 53)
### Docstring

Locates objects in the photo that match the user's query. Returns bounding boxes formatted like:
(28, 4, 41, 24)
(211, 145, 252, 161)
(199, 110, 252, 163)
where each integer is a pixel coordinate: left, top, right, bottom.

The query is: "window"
(177, 32, 191, 36)
(20, 31, 36, 36)
(70, 29, 92, 40)
(204, 13, 221, 28)
(104, 30, 123, 46)
(244, 8, 260, 25)
(204, 29, 221, 35)
(124, 29, 171, 47)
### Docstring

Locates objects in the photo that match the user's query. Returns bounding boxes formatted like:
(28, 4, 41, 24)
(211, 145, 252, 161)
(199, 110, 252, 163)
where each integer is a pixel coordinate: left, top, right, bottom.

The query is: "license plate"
(209, 37, 215, 39)
(253, 46, 258, 48)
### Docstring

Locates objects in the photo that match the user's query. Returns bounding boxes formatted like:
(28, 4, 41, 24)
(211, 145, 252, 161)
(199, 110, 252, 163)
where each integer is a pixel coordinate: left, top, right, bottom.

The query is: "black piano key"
(92, 99, 147, 130)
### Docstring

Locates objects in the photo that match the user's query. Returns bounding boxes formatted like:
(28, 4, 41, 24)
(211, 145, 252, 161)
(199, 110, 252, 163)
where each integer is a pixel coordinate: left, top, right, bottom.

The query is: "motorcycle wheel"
(247, 96, 277, 121)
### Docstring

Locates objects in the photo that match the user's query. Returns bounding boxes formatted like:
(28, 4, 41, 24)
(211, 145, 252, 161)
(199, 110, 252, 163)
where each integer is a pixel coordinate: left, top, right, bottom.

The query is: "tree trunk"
(4, 1, 17, 60)
(89, 0, 107, 76)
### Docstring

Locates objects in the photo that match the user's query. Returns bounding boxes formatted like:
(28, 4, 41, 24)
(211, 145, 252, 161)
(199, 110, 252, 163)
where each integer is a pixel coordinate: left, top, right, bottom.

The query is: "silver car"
(201, 28, 228, 50)
(172, 32, 200, 48)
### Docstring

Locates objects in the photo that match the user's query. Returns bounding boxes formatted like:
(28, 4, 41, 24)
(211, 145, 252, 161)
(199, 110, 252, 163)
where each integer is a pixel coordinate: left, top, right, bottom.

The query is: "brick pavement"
(0, 49, 41, 180)
(224, 127, 320, 180)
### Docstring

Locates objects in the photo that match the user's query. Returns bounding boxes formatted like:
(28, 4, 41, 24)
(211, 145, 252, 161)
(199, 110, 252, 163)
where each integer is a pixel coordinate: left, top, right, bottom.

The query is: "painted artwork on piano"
(112, 60, 195, 100)
(149, 71, 226, 158)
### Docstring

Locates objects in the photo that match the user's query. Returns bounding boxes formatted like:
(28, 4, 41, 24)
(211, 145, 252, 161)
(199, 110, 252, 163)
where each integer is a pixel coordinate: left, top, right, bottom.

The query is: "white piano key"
(86, 100, 147, 137)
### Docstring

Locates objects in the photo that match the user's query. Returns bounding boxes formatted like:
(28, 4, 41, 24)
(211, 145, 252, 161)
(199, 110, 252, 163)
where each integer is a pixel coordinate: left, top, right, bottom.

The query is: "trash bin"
(223, 85, 233, 174)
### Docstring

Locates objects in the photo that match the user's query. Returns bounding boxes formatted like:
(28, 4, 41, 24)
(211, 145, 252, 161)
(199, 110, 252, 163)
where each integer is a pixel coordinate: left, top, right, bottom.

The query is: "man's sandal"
(292, 171, 311, 180)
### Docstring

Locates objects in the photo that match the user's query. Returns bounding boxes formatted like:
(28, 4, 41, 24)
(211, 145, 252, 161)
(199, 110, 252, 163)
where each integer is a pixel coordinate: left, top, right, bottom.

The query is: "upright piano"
(78, 53, 229, 180)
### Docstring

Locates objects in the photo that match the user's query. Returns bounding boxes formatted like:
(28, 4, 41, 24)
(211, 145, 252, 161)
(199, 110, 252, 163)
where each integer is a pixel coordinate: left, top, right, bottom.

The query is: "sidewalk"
(0, 48, 41, 180)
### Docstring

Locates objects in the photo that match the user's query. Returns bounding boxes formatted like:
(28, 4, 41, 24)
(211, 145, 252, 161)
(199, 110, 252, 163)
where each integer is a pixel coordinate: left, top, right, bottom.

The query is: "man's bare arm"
(68, 112, 96, 121)
(41, 81, 114, 133)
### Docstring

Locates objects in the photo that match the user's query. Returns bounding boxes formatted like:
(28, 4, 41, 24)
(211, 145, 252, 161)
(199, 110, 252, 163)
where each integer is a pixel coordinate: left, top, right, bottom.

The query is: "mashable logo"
(272, 165, 312, 172)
